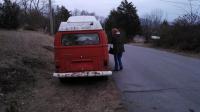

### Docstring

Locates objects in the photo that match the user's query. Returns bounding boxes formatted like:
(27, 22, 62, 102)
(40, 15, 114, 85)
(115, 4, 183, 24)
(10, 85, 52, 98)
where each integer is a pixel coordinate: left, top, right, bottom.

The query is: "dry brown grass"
(0, 30, 54, 92)
(0, 30, 53, 61)
(0, 30, 54, 112)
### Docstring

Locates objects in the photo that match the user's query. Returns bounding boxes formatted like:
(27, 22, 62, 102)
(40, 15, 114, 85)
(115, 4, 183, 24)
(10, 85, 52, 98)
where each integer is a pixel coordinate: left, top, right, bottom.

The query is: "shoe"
(113, 69, 119, 72)
(119, 67, 123, 71)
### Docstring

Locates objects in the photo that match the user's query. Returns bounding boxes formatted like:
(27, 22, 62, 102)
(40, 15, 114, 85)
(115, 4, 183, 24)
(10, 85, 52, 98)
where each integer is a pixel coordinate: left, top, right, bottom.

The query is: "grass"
(0, 30, 54, 112)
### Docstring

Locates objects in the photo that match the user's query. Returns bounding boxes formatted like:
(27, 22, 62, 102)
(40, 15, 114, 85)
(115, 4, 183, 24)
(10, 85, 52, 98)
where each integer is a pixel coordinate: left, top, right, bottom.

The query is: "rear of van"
(53, 16, 112, 78)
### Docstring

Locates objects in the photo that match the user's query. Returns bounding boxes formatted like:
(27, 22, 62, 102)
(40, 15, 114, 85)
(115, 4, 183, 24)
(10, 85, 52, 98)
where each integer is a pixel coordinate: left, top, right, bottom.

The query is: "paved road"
(110, 45, 200, 112)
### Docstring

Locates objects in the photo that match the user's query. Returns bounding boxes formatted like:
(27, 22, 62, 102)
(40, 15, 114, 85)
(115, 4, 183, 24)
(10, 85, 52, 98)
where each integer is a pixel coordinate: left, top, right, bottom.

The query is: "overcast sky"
(55, 0, 200, 21)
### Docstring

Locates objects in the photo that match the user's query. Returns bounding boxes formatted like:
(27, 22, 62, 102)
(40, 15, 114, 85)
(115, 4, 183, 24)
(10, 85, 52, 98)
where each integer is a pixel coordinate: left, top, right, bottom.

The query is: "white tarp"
(58, 16, 103, 31)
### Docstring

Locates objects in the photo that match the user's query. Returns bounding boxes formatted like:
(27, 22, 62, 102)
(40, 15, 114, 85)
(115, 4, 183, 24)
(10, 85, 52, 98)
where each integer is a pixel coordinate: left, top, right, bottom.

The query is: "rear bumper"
(53, 71, 112, 78)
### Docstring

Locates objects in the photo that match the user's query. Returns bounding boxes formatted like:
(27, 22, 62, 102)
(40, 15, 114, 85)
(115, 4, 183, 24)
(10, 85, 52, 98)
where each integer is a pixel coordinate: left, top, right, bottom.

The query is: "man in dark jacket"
(111, 28, 125, 71)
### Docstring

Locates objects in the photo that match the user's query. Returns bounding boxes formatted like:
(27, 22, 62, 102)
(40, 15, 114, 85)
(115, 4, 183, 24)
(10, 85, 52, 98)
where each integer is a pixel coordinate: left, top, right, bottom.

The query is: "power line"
(159, 0, 200, 15)
(159, 0, 200, 6)
(159, 0, 189, 5)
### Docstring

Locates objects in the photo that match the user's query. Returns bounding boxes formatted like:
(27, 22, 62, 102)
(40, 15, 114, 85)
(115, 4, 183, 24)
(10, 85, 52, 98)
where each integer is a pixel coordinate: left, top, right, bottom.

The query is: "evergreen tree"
(117, 0, 141, 38)
(105, 0, 141, 41)
(54, 6, 71, 32)
(105, 9, 119, 42)
(0, 0, 20, 29)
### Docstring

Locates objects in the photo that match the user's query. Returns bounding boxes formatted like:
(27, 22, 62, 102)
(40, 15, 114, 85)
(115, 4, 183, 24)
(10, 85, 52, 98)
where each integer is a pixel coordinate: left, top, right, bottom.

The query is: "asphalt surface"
(110, 45, 200, 112)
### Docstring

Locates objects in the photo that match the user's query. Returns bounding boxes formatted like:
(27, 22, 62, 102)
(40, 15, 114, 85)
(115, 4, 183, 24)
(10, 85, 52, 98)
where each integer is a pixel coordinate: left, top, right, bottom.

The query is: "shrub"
(151, 14, 200, 52)
(0, 0, 20, 29)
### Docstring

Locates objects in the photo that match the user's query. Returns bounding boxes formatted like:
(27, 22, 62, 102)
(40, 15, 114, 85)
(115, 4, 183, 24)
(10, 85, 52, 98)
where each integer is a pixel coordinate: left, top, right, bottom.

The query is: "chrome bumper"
(53, 71, 112, 78)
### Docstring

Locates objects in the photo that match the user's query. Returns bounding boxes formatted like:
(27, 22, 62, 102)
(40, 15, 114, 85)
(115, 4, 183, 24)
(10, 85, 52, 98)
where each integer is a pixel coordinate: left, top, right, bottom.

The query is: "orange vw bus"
(53, 16, 112, 78)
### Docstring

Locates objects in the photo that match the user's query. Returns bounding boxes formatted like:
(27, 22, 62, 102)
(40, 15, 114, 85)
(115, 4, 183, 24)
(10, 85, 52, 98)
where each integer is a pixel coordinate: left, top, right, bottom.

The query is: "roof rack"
(58, 16, 103, 31)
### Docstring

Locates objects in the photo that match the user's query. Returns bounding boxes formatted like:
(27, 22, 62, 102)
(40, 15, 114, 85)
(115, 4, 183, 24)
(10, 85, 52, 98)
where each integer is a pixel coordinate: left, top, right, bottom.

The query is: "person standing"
(111, 28, 125, 71)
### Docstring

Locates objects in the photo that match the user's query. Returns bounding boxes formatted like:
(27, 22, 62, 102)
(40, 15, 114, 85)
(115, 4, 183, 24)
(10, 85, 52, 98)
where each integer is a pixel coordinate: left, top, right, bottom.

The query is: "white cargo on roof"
(58, 16, 103, 31)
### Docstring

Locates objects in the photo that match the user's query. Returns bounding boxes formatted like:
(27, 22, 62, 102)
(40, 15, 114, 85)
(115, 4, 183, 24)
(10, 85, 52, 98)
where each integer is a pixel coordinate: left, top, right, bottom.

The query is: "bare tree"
(71, 9, 95, 16)
(186, 0, 200, 24)
(18, 0, 48, 13)
(141, 9, 164, 41)
(71, 9, 105, 23)
(160, 0, 200, 24)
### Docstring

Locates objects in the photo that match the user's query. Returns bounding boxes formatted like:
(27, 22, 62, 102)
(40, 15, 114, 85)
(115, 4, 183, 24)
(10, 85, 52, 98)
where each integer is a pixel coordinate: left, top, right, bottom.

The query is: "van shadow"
(57, 76, 109, 86)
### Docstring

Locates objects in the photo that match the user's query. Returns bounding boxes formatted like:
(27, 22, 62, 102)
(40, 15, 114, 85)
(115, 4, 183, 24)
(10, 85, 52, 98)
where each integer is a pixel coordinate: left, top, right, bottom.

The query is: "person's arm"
(110, 38, 113, 44)
(111, 36, 115, 45)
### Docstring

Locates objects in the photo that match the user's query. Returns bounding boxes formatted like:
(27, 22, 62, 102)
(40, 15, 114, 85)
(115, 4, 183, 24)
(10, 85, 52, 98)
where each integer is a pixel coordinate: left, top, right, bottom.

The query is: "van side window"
(61, 34, 100, 46)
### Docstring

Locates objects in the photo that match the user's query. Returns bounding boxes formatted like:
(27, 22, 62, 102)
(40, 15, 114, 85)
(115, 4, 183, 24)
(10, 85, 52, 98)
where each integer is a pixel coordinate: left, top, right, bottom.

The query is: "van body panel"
(54, 30, 109, 74)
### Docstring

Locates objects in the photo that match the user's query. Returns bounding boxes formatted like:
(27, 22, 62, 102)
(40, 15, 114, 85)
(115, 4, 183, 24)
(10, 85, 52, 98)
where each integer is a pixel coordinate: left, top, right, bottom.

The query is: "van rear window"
(61, 33, 100, 46)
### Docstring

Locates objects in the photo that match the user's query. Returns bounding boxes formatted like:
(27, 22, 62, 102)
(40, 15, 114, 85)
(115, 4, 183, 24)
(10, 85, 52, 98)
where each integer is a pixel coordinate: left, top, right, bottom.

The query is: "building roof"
(58, 16, 103, 31)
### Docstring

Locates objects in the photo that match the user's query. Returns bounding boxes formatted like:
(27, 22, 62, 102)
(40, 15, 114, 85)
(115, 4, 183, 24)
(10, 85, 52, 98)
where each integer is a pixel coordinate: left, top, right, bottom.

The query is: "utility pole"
(49, 0, 53, 35)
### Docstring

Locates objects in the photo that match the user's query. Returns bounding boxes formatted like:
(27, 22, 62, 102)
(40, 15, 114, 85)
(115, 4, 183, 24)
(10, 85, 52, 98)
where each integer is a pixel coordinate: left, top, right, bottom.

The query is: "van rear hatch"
(57, 32, 104, 72)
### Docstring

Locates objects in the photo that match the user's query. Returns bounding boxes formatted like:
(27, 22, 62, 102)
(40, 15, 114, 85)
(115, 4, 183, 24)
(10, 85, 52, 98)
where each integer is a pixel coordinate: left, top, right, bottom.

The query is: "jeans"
(114, 53, 123, 70)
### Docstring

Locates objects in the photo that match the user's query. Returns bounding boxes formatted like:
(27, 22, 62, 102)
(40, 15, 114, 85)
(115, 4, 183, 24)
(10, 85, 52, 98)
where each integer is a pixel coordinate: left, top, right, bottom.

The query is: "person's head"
(112, 28, 120, 35)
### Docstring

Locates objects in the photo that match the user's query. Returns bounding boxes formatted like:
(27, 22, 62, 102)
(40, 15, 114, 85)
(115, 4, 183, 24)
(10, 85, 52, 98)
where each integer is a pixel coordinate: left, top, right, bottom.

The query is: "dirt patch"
(0, 67, 35, 93)
(24, 76, 127, 112)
